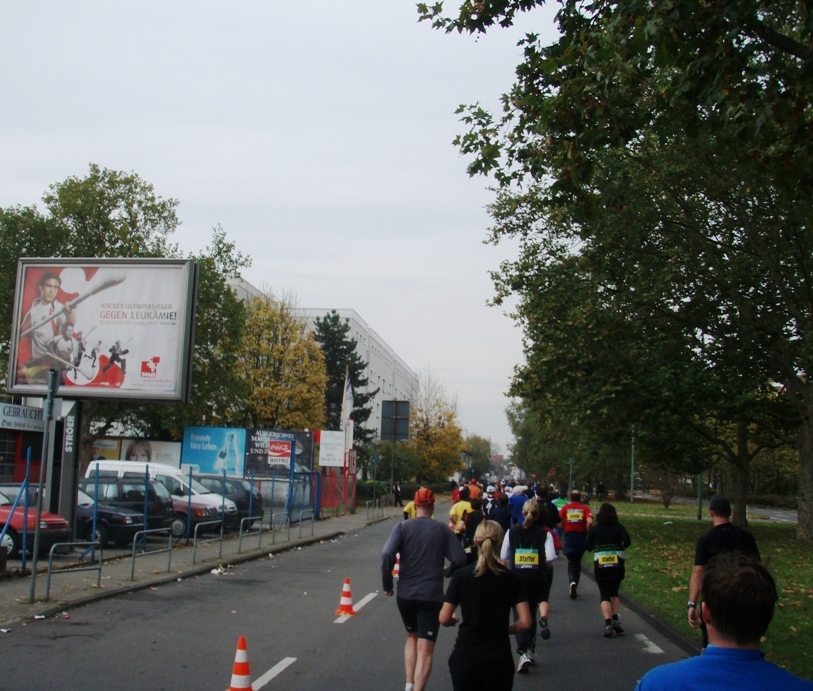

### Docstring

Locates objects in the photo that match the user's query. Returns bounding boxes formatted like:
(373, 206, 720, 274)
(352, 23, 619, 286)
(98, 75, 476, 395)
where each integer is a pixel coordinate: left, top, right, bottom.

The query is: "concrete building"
(228, 279, 418, 439)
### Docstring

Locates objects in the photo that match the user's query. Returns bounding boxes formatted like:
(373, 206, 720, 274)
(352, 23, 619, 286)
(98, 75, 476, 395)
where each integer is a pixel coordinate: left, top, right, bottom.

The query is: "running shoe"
(569, 582, 577, 599)
(539, 616, 551, 640)
(611, 619, 625, 635)
(602, 624, 615, 637)
(527, 651, 538, 665)
(517, 653, 532, 674)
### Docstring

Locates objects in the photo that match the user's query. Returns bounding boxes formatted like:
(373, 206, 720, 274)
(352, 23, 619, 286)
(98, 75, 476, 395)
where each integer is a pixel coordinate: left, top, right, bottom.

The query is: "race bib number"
(515, 548, 539, 569)
(596, 551, 619, 567)
(566, 509, 584, 523)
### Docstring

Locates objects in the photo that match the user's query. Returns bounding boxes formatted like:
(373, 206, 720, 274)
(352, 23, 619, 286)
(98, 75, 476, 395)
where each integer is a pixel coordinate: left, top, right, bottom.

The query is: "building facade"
(228, 279, 418, 440)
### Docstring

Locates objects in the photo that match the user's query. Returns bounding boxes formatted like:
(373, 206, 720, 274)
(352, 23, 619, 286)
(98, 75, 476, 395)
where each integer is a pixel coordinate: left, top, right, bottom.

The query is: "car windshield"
(151, 482, 171, 499)
(77, 489, 94, 506)
(0, 490, 11, 505)
(189, 477, 211, 494)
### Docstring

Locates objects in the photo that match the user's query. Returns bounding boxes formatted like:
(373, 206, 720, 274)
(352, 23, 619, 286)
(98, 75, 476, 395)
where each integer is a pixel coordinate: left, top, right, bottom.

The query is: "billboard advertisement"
(7, 258, 197, 401)
(245, 429, 313, 477)
(181, 427, 247, 475)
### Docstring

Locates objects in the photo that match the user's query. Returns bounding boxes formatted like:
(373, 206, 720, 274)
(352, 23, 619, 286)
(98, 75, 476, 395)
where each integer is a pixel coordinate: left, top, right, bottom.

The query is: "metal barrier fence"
(130, 528, 173, 581)
(365, 499, 385, 520)
(237, 514, 264, 554)
(296, 508, 315, 539)
(191, 519, 226, 565)
(46, 541, 103, 599)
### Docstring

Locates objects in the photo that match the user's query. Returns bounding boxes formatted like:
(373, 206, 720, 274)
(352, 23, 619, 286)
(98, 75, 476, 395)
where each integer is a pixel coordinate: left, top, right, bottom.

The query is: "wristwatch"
(687, 601, 696, 609)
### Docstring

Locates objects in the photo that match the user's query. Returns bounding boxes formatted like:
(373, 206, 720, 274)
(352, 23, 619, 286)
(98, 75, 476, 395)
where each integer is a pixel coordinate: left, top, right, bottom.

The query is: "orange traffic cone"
(335, 577, 357, 615)
(228, 636, 252, 691)
(392, 553, 400, 578)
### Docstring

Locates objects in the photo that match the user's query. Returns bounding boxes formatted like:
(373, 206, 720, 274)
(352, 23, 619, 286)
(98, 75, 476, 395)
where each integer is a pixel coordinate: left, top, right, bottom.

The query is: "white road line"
(252, 656, 297, 690)
(634, 633, 665, 654)
(334, 591, 378, 623)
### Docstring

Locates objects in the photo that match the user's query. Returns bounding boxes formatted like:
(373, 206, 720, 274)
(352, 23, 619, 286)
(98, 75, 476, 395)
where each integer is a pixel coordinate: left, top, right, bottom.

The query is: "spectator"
(636, 553, 812, 690)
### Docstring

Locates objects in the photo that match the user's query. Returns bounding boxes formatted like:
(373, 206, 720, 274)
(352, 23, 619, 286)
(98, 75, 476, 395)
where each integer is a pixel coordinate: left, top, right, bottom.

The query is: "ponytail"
(473, 520, 507, 577)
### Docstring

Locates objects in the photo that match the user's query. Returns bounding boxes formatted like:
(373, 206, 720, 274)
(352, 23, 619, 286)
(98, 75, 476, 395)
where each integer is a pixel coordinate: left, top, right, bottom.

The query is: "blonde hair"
(521, 499, 540, 526)
(473, 520, 507, 577)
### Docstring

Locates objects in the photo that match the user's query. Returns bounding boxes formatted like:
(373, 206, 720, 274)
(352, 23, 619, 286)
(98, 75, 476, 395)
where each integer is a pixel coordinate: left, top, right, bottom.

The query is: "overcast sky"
(0, 2, 559, 454)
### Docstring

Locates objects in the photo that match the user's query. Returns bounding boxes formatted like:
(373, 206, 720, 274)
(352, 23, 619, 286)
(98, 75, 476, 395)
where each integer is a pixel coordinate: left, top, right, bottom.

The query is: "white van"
(84, 460, 239, 527)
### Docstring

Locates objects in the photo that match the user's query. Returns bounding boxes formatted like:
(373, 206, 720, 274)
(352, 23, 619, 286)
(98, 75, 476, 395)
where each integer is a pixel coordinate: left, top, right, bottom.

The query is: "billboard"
(245, 429, 313, 476)
(7, 258, 197, 401)
(181, 427, 247, 475)
(318, 430, 345, 467)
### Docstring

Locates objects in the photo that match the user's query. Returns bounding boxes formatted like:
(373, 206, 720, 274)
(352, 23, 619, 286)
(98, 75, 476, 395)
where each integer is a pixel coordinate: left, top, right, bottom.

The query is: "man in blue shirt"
(636, 552, 812, 690)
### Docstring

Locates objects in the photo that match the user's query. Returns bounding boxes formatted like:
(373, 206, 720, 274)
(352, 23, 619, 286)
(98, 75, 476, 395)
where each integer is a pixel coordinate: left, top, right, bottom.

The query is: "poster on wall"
(181, 427, 247, 475)
(7, 258, 197, 401)
(245, 429, 314, 476)
(119, 439, 182, 467)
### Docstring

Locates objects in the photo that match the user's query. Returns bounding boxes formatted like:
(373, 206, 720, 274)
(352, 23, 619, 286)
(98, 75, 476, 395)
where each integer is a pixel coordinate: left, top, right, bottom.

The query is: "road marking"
(252, 656, 296, 690)
(334, 591, 378, 623)
(634, 633, 664, 654)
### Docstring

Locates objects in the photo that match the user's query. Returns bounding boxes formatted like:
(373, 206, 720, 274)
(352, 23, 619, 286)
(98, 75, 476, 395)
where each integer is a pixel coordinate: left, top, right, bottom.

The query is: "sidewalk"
(0, 503, 398, 630)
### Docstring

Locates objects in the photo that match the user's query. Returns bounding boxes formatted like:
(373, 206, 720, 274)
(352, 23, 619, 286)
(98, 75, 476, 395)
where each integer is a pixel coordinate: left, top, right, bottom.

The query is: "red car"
(0, 489, 72, 558)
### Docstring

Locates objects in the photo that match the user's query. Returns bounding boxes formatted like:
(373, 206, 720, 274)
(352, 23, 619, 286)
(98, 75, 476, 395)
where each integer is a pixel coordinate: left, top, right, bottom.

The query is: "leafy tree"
(407, 370, 464, 482)
(138, 226, 250, 438)
(420, 1, 813, 538)
(0, 165, 250, 466)
(463, 434, 493, 479)
(312, 310, 378, 446)
(231, 291, 326, 431)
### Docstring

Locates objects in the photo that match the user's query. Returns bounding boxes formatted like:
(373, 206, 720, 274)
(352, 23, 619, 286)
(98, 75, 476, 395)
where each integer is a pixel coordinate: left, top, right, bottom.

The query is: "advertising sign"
(181, 427, 246, 475)
(7, 258, 197, 401)
(318, 430, 345, 467)
(0, 403, 45, 433)
(245, 429, 296, 476)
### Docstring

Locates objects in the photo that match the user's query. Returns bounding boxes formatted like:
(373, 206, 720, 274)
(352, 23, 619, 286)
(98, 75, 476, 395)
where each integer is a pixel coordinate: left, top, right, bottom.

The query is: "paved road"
(0, 518, 691, 690)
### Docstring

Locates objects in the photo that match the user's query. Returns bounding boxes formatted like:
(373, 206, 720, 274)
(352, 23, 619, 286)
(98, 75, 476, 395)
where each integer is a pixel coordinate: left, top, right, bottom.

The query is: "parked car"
(169, 495, 222, 539)
(85, 461, 239, 527)
(0, 489, 72, 558)
(194, 474, 264, 528)
(75, 489, 145, 548)
(78, 477, 175, 532)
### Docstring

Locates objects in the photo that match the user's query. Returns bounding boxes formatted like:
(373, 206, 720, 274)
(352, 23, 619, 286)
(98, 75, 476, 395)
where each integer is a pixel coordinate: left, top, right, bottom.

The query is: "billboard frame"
(7, 257, 198, 402)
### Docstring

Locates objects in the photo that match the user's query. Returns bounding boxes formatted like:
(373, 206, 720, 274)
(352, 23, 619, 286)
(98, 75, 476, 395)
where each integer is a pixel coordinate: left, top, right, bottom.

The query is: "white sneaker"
(517, 653, 532, 674)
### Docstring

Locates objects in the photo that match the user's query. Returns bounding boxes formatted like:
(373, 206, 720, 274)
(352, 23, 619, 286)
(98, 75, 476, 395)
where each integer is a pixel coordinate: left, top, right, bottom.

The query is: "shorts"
(396, 598, 442, 642)
(596, 572, 623, 602)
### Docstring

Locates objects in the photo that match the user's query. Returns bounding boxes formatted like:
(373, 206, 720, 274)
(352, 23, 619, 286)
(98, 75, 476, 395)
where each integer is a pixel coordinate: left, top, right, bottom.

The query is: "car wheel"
(86, 523, 110, 548)
(1, 527, 21, 559)
(170, 514, 188, 539)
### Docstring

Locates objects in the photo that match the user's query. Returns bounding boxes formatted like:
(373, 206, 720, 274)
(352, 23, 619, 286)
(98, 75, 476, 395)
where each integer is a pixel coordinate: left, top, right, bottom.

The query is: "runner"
(559, 489, 593, 599)
(440, 520, 531, 691)
(382, 487, 467, 691)
(500, 499, 557, 672)
(585, 502, 631, 637)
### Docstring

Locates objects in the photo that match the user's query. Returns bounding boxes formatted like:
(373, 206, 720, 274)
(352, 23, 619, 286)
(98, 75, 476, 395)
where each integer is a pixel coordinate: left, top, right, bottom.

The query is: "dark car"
(75, 489, 145, 548)
(78, 477, 175, 533)
(194, 475, 264, 529)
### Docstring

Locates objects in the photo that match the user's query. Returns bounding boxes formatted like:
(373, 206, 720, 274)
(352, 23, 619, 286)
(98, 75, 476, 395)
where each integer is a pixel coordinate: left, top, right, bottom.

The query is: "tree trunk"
(731, 418, 751, 527)
(798, 412, 813, 541)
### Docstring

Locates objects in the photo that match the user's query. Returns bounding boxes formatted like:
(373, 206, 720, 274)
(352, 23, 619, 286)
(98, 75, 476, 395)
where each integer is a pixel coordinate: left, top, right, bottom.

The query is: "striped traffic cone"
(335, 577, 357, 615)
(392, 553, 400, 578)
(227, 636, 252, 691)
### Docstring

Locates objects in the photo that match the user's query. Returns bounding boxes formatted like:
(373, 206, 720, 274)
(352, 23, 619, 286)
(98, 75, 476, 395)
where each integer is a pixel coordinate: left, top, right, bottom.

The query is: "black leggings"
(449, 648, 514, 691)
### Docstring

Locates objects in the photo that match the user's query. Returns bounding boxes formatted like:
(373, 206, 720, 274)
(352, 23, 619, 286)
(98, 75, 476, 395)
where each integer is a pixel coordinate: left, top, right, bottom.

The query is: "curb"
(580, 565, 700, 657)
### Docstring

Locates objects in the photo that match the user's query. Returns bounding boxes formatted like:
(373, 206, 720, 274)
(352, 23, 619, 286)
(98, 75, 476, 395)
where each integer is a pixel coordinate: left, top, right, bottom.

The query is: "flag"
(340, 369, 354, 432)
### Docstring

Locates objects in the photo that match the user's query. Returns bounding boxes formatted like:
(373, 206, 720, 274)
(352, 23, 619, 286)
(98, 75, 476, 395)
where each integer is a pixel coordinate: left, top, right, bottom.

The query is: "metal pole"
(696, 470, 703, 520)
(29, 368, 59, 603)
(568, 457, 574, 493)
(630, 425, 635, 504)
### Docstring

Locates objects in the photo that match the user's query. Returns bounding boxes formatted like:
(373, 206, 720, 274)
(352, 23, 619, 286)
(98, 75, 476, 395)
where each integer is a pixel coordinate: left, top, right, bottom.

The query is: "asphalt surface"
(0, 498, 702, 666)
(0, 503, 389, 630)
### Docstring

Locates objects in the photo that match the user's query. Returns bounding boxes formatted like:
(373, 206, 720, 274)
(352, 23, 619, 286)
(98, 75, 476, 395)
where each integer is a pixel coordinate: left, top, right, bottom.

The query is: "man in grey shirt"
(382, 487, 466, 691)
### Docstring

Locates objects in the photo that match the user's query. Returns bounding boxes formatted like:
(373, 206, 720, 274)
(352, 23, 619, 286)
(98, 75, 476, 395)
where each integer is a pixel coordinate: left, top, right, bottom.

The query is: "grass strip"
(613, 501, 813, 680)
